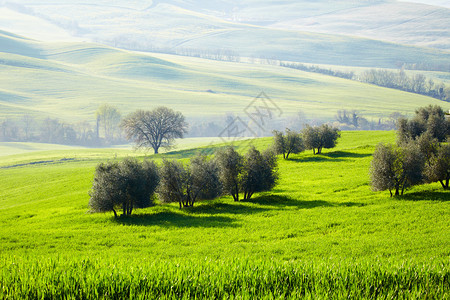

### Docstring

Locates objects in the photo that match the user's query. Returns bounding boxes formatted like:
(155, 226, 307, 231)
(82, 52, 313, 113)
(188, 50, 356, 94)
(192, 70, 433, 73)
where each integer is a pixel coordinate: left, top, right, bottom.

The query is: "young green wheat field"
(0, 131, 448, 299)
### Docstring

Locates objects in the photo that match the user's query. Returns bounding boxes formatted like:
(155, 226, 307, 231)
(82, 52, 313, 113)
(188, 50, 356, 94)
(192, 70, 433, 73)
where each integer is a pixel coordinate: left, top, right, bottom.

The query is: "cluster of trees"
(358, 69, 450, 102)
(273, 124, 341, 158)
(280, 62, 354, 79)
(370, 105, 450, 196)
(89, 146, 278, 216)
(280, 62, 449, 102)
(334, 110, 404, 131)
(0, 104, 124, 146)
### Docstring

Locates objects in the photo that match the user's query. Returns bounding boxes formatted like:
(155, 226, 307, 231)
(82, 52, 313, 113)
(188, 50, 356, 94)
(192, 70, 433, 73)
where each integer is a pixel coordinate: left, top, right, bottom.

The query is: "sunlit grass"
(0, 131, 449, 298)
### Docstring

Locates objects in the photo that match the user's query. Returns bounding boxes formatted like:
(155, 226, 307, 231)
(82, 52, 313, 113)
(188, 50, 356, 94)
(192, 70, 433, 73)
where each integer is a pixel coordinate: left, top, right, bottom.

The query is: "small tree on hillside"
(215, 146, 244, 202)
(89, 158, 159, 217)
(121, 107, 188, 154)
(158, 156, 221, 208)
(157, 159, 187, 208)
(272, 129, 304, 159)
(241, 147, 278, 200)
(424, 143, 450, 190)
(398, 105, 449, 143)
(189, 155, 222, 203)
(96, 104, 121, 143)
(370, 142, 424, 197)
(302, 124, 341, 154)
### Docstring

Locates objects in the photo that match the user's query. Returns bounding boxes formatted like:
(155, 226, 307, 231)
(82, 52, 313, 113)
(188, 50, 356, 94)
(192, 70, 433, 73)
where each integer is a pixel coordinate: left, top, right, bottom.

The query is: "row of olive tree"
(272, 124, 341, 159)
(89, 146, 278, 216)
(370, 105, 450, 196)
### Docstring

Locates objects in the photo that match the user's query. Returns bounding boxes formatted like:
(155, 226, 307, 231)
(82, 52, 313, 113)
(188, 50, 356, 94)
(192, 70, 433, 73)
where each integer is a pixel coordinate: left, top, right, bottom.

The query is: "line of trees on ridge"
(272, 124, 341, 158)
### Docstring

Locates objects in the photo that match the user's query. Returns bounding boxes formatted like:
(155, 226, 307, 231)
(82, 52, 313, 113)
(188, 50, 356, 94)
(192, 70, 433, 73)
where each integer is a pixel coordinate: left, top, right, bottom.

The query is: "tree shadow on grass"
(400, 190, 449, 202)
(290, 151, 372, 163)
(243, 194, 366, 209)
(188, 201, 270, 215)
(114, 211, 238, 228)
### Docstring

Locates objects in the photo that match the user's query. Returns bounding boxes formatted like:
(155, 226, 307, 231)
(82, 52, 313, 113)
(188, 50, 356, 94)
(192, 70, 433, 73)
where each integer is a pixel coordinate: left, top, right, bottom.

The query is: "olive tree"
(89, 158, 159, 217)
(121, 107, 188, 154)
(241, 147, 278, 200)
(272, 129, 304, 159)
(398, 105, 449, 143)
(302, 124, 340, 154)
(215, 146, 243, 202)
(158, 156, 221, 208)
(424, 143, 450, 190)
(370, 142, 424, 197)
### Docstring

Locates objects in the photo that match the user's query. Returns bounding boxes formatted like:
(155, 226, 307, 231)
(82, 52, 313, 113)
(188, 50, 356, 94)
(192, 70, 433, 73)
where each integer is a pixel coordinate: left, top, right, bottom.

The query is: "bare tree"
(22, 115, 34, 141)
(121, 107, 188, 154)
(96, 104, 121, 143)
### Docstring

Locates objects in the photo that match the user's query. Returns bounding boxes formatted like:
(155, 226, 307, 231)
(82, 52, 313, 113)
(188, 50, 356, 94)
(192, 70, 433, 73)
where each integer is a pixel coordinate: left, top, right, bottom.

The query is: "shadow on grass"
(114, 211, 237, 228)
(243, 194, 365, 209)
(400, 190, 449, 202)
(290, 151, 372, 163)
(188, 202, 269, 215)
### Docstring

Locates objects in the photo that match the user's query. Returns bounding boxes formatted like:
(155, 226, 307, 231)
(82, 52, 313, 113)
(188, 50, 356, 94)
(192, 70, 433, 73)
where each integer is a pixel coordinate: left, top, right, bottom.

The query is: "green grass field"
(1, 31, 449, 124)
(0, 131, 448, 298)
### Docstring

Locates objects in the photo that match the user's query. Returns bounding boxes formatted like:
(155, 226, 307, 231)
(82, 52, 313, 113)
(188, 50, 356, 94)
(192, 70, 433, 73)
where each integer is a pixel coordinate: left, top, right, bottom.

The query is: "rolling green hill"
(1, 31, 448, 125)
(0, 131, 448, 298)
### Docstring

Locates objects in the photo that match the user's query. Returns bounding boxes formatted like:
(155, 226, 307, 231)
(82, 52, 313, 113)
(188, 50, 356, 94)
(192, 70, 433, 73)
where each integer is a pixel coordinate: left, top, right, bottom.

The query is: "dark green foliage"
(158, 156, 221, 208)
(272, 129, 304, 159)
(189, 155, 222, 202)
(370, 142, 425, 197)
(89, 158, 159, 217)
(241, 147, 278, 200)
(215, 146, 244, 202)
(424, 143, 450, 190)
(302, 124, 341, 154)
(157, 159, 188, 208)
(121, 107, 188, 154)
(398, 105, 449, 143)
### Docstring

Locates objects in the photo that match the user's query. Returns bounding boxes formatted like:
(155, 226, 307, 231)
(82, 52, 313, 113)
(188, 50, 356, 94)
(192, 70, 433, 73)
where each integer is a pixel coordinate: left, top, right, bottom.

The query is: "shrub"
(302, 124, 341, 154)
(370, 142, 424, 197)
(89, 158, 159, 217)
(272, 129, 304, 159)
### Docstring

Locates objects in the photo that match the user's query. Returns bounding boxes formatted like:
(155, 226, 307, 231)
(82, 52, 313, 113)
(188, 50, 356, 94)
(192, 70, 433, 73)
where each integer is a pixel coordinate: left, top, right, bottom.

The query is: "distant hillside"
(0, 1, 449, 69)
(0, 31, 448, 125)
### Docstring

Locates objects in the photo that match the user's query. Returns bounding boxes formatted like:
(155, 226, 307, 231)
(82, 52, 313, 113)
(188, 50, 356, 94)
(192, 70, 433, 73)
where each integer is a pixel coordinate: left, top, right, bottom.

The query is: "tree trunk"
(389, 189, 393, 197)
(439, 180, 446, 190)
(112, 208, 118, 218)
(153, 146, 159, 154)
(122, 203, 126, 216)
(313, 148, 316, 155)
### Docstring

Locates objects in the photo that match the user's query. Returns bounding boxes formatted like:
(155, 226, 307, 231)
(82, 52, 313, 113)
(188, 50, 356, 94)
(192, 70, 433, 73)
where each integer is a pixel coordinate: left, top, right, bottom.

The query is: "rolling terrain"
(1, 30, 448, 125)
(0, 131, 448, 298)
(0, 1, 449, 65)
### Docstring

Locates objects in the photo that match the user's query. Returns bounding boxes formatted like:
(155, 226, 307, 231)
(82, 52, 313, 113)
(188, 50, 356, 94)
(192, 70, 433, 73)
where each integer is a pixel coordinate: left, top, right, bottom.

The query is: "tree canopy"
(89, 158, 159, 217)
(121, 107, 188, 154)
(272, 129, 304, 159)
(302, 124, 341, 154)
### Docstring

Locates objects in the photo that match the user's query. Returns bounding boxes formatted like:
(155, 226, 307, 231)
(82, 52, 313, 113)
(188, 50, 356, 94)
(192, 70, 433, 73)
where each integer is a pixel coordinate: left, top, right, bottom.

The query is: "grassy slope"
(1, 32, 448, 123)
(0, 131, 448, 260)
(0, 131, 448, 297)
(18, 1, 450, 63)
